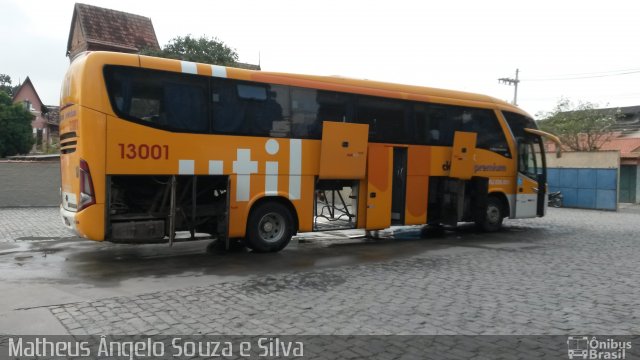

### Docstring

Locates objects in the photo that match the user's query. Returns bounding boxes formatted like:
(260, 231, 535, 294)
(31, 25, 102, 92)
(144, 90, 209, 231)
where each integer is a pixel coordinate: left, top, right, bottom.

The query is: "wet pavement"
(0, 206, 639, 335)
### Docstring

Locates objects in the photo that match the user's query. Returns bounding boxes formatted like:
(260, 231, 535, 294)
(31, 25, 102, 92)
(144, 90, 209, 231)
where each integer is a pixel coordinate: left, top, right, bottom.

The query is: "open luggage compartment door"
(366, 145, 393, 230)
(450, 131, 477, 180)
(319, 121, 369, 179)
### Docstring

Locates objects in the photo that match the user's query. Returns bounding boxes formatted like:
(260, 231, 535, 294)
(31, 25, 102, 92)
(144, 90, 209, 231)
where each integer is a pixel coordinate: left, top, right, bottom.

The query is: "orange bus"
(59, 51, 559, 252)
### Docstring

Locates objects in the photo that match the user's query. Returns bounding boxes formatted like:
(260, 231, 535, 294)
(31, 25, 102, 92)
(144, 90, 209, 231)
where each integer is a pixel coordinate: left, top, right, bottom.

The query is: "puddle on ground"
(0, 223, 546, 289)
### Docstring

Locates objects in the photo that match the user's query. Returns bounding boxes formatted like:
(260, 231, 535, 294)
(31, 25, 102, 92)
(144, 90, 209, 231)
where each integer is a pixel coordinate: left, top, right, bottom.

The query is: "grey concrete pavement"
(0, 207, 639, 336)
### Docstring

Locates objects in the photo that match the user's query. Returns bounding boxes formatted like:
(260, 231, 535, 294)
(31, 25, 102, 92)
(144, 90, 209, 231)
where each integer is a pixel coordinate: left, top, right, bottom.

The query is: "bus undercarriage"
(108, 175, 229, 244)
(106, 172, 499, 247)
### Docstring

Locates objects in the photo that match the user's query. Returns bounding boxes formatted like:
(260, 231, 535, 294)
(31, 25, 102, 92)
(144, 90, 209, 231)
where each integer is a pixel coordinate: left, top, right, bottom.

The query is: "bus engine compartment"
(107, 175, 229, 243)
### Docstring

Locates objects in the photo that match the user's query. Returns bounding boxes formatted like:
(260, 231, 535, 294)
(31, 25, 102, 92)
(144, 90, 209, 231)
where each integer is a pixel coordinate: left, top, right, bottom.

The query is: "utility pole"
(498, 68, 520, 106)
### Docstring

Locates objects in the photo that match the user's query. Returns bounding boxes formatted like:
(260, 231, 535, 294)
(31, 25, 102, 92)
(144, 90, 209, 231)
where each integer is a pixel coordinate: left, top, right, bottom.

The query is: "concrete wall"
(541, 151, 620, 211)
(0, 162, 60, 207)
(544, 150, 620, 169)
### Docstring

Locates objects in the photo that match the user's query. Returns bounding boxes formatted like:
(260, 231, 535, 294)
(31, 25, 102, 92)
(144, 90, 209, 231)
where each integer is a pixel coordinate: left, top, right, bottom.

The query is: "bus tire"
(476, 196, 504, 232)
(246, 201, 294, 253)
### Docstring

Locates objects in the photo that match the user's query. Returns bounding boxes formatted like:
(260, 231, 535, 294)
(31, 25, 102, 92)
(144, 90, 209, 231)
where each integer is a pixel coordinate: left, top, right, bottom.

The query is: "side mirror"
(524, 128, 562, 158)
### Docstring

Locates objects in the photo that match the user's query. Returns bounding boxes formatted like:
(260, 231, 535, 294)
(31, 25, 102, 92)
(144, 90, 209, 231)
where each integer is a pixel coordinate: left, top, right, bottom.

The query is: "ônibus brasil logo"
(567, 336, 631, 359)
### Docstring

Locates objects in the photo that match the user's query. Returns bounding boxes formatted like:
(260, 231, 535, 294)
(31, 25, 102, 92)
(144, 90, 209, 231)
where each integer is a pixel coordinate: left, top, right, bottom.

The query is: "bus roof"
(258, 70, 522, 112)
(70, 51, 532, 118)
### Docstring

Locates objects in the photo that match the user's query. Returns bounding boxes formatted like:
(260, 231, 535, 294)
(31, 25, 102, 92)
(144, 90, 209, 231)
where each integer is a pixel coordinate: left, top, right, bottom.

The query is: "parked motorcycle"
(548, 191, 563, 208)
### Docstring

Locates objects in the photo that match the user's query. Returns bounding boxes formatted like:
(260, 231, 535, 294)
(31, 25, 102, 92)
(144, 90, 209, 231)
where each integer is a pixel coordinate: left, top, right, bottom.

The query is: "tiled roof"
(542, 132, 640, 158)
(599, 137, 640, 156)
(67, 3, 160, 55)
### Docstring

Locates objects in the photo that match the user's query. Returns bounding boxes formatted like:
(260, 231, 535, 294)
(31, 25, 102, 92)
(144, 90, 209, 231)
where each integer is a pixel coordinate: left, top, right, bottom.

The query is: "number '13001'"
(118, 143, 169, 160)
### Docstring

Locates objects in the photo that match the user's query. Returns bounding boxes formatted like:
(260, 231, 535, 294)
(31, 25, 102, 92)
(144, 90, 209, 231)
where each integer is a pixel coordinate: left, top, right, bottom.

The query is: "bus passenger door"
(514, 139, 542, 218)
(366, 145, 393, 229)
(391, 147, 408, 225)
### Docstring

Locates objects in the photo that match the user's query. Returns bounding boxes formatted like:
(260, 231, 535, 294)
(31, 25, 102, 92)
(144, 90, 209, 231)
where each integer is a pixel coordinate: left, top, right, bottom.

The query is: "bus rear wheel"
(476, 196, 504, 232)
(246, 201, 294, 253)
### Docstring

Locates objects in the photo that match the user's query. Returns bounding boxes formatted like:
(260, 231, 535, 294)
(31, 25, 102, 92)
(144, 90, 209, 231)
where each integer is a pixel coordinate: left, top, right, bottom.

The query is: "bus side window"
(164, 81, 207, 132)
(211, 79, 243, 134)
(231, 82, 289, 137)
(105, 66, 208, 133)
(356, 96, 408, 143)
(110, 69, 162, 124)
(460, 109, 511, 158)
(317, 91, 351, 123)
(291, 87, 321, 139)
(264, 85, 290, 137)
(414, 104, 448, 146)
(414, 105, 429, 144)
(428, 105, 457, 146)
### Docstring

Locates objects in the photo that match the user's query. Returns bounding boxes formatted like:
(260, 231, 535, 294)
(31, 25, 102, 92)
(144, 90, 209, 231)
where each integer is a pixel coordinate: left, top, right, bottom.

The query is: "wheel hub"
(258, 213, 284, 243)
(487, 206, 500, 223)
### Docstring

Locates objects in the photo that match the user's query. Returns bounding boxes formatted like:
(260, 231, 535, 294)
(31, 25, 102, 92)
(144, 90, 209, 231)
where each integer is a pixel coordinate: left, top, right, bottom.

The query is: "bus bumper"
(60, 205, 77, 232)
(60, 204, 106, 241)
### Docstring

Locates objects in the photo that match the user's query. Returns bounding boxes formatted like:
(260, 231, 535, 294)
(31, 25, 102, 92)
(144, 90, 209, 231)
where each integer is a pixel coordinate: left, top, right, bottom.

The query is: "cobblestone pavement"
(0, 208, 71, 241)
(1, 207, 639, 337)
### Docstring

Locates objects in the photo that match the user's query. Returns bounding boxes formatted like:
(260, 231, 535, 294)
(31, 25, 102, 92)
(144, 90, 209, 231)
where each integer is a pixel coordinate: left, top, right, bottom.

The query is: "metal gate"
(619, 165, 637, 203)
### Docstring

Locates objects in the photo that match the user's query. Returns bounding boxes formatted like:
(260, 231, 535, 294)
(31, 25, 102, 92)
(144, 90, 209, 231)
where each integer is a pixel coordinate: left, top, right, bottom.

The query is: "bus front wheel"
(476, 196, 504, 232)
(246, 201, 294, 253)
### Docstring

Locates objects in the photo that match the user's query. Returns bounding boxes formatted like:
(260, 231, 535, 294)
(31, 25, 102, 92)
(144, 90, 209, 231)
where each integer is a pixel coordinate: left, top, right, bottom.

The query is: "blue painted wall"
(547, 168, 617, 210)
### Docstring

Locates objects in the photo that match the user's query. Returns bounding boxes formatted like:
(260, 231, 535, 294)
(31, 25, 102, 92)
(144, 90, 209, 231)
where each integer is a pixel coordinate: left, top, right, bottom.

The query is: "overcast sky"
(1, 0, 639, 116)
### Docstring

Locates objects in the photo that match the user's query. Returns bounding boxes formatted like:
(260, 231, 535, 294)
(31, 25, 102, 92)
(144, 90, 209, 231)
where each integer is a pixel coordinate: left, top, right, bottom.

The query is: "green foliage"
(0, 90, 34, 157)
(45, 141, 60, 155)
(0, 73, 18, 97)
(537, 98, 620, 151)
(141, 35, 239, 66)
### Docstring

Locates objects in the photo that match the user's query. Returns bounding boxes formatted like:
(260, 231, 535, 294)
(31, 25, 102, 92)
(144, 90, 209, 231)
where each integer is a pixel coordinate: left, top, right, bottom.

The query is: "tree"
(0, 84, 34, 157)
(537, 98, 621, 151)
(0, 73, 18, 97)
(141, 35, 239, 66)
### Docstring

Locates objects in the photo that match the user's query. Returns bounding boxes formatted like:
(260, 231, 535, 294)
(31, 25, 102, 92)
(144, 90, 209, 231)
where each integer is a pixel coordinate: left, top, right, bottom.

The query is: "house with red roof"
(65, 3, 260, 69)
(589, 106, 640, 203)
(600, 136, 640, 203)
(66, 3, 160, 61)
(12, 77, 59, 153)
(599, 137, 640, 162)
(542, 105, 640, 204)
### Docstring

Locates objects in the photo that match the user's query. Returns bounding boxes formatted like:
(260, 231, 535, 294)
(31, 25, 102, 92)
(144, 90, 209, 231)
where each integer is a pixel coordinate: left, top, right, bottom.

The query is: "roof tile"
(599, 137, 640, 155)
(69, 3, 159, 55)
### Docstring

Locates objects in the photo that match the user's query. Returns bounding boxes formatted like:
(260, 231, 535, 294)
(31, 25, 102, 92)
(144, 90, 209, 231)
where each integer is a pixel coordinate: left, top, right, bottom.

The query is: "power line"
(528, 67, 640, 77)
(522, 69, 640, 81)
